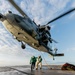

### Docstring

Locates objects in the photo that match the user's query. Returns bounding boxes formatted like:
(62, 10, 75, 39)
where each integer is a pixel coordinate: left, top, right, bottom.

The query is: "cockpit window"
(27, 19, 32, 24)
(14, 15, 23, 23)
(15, 18, 20, 23)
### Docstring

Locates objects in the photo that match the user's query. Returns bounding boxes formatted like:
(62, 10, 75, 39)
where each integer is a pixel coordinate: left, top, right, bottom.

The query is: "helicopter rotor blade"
(46, 8, 75, 25)
(8, 0, 28, 18)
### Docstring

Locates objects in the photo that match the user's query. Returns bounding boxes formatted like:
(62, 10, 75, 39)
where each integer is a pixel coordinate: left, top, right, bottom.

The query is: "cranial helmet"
(38, 56, 41, 58)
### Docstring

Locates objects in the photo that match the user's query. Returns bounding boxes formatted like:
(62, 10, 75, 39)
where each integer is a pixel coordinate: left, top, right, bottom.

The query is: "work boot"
(36, 68, 38, 70)
(40, 68, 42, 69)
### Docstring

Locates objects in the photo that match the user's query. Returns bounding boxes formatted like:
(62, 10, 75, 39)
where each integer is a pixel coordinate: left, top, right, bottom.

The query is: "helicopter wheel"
(21, 42, 26, 49)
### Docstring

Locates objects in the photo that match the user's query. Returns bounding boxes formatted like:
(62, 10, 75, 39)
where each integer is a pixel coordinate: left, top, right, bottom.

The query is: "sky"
(0, 0, 75, 66)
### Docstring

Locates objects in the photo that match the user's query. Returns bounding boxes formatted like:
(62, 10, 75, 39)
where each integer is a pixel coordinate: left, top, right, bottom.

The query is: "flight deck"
(0, 65, 75, 75)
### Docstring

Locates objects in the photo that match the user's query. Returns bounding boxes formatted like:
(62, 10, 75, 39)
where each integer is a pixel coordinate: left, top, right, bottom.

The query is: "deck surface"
(0, 65, 75, 75)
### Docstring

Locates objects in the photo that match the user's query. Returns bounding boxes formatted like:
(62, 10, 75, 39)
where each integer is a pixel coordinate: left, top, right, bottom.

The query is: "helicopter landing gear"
(53, 48, 58, 60)
(53, 56, 55, 60)
(54, 48, 58, 54)
(21, 41, 26, 49)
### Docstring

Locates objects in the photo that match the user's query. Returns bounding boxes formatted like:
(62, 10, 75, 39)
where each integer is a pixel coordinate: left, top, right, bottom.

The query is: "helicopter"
(0, 0, 75, 57)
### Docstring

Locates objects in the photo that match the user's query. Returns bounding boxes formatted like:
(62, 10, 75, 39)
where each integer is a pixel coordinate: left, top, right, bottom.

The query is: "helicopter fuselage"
(1, 12, 48, 52)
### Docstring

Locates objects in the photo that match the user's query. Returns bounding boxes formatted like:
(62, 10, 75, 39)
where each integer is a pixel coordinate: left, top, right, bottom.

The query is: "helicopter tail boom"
(48, 50, 64, 57)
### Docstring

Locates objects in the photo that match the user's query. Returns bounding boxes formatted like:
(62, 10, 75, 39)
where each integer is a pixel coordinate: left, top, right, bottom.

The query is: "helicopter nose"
(0, 13, 5, 21)
(0, 13, 3, 19)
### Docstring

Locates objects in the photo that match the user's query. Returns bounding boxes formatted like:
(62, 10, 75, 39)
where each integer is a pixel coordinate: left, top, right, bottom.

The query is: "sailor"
(35, 56, 42, 70)
(30, 56, 36, 70)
